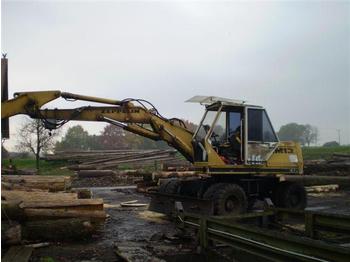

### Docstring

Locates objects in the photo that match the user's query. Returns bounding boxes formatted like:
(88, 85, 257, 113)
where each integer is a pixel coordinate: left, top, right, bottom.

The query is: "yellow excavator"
(1, 58, 306, 215)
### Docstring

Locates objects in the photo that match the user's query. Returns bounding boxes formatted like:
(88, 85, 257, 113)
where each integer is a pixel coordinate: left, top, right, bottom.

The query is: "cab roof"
(186, 95, 261, 108)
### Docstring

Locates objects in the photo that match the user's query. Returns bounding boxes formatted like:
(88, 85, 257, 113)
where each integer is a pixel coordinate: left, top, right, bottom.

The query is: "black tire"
(158, 179, 171, 193)
(203, 183, 248, 215)
(158, 179, 180, 194)
(165, 180, 181, 194)
(273, 181, 307, 209)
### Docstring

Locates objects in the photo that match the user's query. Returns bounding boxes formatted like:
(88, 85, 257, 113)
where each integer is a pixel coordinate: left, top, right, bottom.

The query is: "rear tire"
(204, 183, 247, 215)
(273, 181, 307, 209)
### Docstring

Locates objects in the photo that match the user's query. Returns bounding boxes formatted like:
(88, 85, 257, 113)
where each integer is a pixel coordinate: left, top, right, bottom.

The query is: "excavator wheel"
(158, 179, 180, 195)
(165, 179, 181, 194)
(204, 183, 248, 215)
(273, 181, 307, 209)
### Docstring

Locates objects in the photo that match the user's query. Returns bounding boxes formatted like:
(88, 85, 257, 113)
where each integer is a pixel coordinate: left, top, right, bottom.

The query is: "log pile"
(2, 175, 72, 191)
(282, 175, 350, 188)
(73, 169, 150, 188)
(1, 175, 106, 246)
(304, 153, 350, 176)
(43, 149, 192, 170)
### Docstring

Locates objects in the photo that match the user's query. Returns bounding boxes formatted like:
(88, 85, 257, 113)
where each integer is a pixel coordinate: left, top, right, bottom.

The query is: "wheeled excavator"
(1, 60, 307, 216)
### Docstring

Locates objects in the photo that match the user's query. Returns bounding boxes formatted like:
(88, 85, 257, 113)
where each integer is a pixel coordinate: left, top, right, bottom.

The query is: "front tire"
(204, 183, 248, 215)
(158, 179, 180, 194)
(273, 181, 307, 209)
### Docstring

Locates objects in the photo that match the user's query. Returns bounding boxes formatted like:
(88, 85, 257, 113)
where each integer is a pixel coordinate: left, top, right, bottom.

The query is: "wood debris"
(120, 200, 148, 207)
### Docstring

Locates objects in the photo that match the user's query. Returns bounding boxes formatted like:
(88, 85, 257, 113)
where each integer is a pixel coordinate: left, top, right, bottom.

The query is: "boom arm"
(1, 91, 195, 162)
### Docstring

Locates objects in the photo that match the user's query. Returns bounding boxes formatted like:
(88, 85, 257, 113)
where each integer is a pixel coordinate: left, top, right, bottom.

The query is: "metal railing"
(176, 208, 350, 262)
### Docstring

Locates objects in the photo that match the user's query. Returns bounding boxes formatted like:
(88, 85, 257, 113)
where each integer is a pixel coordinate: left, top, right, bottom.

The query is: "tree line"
(277, 123, 319, 147)
(55, 124, 170, 151)
(9, 118, 334, 171)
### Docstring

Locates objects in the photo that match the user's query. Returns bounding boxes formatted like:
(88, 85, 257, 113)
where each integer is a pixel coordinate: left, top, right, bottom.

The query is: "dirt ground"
(30, 182, 350, 262)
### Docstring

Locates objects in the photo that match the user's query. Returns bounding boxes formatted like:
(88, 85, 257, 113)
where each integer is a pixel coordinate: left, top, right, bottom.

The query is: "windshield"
(194, 110, 217, 141)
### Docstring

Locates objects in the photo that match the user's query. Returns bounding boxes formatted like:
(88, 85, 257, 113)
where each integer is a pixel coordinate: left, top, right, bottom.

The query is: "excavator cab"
(188, 96, 283, 169)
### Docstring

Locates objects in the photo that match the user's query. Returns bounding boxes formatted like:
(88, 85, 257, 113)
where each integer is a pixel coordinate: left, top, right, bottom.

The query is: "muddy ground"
(30, 180, 350, 262)
(30, 186, 203, 262)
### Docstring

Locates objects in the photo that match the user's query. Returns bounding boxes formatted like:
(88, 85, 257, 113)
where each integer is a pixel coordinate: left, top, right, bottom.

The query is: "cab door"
(245, 107, 279, 165)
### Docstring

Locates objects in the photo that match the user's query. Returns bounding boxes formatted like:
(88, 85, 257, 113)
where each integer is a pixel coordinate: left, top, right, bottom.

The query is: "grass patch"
(1, 158, 74, 176)
(302, 145, 350, 160)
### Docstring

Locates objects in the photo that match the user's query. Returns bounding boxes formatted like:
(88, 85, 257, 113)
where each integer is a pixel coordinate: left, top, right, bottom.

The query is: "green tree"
(278, 123, 306, 145)
(303, 124, 319, 146)
(100, 124, 127, 150)
(278, 123, 319, 146)
(55, 125, 91, 151)
(17, 119, 59, 169)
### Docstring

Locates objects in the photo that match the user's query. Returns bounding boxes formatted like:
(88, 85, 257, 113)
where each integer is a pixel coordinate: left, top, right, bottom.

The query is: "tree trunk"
(36, 121, 40, 170)
(24, 208, 106, 221)
(2, 190, 78, 202)
(1, 175, 72, 191)
(19, 198, 104, 211)
(35, 153, 39, 170)
(22, 218, 95, 241)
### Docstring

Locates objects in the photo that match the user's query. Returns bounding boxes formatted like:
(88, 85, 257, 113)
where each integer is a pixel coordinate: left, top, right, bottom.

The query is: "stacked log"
(1, 175, 106, 244)
(43, 149, 192, 171)
(304, 153, 350, 176)
(282, 175, 350, 188)
(2, 198, 106, 221)
(2, 175, 72, 191)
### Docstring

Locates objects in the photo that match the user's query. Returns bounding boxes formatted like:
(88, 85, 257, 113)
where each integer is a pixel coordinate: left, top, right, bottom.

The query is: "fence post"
(199, 217, 208, 249)
(305, 212, 316, 239)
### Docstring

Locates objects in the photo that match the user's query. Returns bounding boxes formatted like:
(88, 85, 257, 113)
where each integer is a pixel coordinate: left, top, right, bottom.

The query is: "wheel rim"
(225, 196, 239, 213)
(289, 189, 302, 207)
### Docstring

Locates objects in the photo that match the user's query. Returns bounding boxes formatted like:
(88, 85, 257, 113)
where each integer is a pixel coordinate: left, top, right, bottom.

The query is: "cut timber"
(2, 168, 37, 176)
(152, 171, 196, 179)
(282, 175, 350, 188)
(1, 182, 48, 192)
(19, 199, 104, 211)
(1, 175, 72, 191)
(120, 202, 148, 207)
(25, 242, 50, 248)
(2, 246, 33, 262)
(77, 170, 115, 178)
(306, 184, 339, 193)
(71, 188, 92, 199)
(22, 218, 95, 241)
(24, 208, 106, 220)
(1, 200, 25, 221)
(1, 222, 21, 245)
(2, 190, 78, 202)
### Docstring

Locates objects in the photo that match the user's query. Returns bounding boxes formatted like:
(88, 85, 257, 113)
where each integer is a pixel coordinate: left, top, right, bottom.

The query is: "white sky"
(1, 1, 350, 150)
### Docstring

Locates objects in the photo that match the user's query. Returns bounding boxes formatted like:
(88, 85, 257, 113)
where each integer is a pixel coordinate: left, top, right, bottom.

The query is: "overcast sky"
(2, 0, 350, 150)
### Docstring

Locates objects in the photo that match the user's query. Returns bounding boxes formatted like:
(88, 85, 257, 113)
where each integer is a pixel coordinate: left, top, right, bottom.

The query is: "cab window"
(248, 109, 277, 142)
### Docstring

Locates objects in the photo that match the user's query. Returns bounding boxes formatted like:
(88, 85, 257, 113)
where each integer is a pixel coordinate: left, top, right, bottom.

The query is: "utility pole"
(336, 129, 341, 145)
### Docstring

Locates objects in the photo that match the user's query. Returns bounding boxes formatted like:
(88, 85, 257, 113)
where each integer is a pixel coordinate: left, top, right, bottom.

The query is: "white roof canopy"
(185, 95, 246, 106)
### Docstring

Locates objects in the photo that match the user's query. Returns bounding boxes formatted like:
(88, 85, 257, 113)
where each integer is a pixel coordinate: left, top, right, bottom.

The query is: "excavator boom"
(1, 90, 195, 162)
